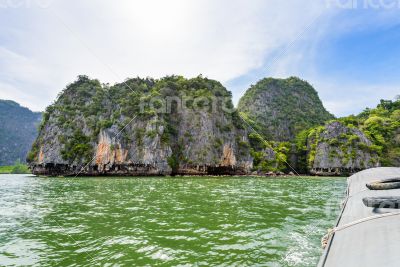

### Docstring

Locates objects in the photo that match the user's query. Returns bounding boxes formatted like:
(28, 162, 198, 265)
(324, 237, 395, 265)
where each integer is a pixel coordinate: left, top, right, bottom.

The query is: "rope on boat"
(322, 211, 400, 248)
(322, 177, 400, 248)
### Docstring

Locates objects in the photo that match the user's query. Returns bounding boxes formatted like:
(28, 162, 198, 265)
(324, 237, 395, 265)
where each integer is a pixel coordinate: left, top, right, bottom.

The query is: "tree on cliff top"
(238, 77, 334, 142)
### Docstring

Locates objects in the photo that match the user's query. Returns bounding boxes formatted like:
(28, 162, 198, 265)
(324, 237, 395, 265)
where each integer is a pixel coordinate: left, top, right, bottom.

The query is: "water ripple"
(0, 175, 346, 266)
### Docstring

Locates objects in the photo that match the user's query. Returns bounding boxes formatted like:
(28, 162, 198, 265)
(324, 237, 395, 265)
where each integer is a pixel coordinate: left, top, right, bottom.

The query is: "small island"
(27, 75, 400, 177)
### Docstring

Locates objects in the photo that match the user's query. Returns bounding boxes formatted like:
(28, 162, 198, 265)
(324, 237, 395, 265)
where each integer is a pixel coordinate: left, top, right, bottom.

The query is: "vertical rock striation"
(307, 121, 380, 176)
(28, 75, 252, 176)
(238, 77, 334, 142)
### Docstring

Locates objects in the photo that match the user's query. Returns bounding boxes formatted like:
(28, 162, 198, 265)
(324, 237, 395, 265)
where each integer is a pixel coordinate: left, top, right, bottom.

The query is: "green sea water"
(0, 175, 346, 267)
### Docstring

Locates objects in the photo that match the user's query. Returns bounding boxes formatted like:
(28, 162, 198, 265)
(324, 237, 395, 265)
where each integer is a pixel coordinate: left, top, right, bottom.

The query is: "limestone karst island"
(1, 1, 400, 267)
(26, 76, 398, 177)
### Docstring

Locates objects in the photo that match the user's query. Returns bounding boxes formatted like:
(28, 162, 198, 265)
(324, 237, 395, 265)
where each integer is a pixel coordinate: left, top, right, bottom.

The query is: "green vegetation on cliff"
(297, 98, 400, 173)
(27, 73, 399, 176)
(238, 76, 398, 175)
(28, 75, 251, 175)
(356, 99, 400, 166)
(238, 77, 334, 174)
(247, 132, 291, 173)
(238, 77, 334, 142)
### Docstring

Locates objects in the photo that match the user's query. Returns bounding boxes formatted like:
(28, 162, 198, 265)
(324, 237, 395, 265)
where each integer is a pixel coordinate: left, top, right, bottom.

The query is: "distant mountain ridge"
(0, 100, 42, 165)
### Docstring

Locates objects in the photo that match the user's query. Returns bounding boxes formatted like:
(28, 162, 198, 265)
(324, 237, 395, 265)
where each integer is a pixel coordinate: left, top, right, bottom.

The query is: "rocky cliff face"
(307, 121, 380, 176)
(238, 77, 334, 142)
(28, 75, 252, 176)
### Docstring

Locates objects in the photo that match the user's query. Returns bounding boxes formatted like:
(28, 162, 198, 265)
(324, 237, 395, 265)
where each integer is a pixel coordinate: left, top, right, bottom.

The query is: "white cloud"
(0, 0, 398, 117)
(231, 8, 400, 117)
(0, 0, 328, 111)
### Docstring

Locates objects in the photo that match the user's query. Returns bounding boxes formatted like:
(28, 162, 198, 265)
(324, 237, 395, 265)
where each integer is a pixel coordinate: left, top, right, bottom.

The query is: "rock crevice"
(28, 75, 253, 176)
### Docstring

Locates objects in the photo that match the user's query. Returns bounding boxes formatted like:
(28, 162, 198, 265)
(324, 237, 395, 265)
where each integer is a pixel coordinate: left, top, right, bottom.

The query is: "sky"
(0, 0, 399, 117)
